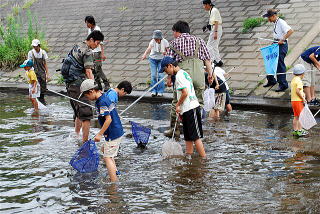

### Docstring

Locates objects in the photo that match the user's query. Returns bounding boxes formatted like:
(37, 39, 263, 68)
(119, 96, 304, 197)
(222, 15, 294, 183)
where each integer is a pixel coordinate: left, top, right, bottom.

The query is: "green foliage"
(12, 4, 21, 16)
(242, 17, 267, 33)
(0, 2, 9, 9)
(286, 65, 292, 71)
(118, 6, 128, 11)
(0, 10, 47, 69)
(22, 0, 38, 9)
(55, 74, 64, 85)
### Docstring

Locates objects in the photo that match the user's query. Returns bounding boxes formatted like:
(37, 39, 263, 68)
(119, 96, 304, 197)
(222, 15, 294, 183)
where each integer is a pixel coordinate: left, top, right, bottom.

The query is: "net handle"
(171, 116, 179, 140)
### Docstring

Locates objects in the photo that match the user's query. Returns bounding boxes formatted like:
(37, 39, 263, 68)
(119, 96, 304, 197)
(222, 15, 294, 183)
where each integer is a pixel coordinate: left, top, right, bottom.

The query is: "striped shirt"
(166, 33, 211, 62)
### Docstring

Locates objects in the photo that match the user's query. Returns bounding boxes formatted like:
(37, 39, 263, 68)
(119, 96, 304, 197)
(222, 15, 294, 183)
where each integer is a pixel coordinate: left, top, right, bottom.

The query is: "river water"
(0, 92, 319, 213)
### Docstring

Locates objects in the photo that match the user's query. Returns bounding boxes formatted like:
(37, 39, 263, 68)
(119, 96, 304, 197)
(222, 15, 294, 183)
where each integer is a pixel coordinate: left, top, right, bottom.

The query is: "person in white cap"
(290, 64, 308, 137)
(27, 39, 49, 105)
(141, 30, 169, 97)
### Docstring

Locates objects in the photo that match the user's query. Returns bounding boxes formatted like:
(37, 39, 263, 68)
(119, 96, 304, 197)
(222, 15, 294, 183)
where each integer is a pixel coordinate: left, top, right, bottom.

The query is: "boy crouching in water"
(20, 59, 40, 112)
(79, 79, 132, 182)
(160, 56, 206, 158)
(291, 64, 308, 137)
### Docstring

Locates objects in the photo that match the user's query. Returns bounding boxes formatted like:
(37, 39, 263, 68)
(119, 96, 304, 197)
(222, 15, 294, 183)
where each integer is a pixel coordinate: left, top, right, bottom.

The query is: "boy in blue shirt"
(79, 79, 132, 182)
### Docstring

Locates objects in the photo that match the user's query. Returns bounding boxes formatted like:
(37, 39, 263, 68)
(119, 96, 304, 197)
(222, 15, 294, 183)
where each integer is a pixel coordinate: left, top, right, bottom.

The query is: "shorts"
(300, 57, 316, 87)
(103, 136, 122, 158)
(291, 101, 304, 117)
(214, 93, 226, 111)
(225, 90, 231, 105)
(67, 84, 93, 121)
(182, 106, 203, 141)
(28, 83, 40, 98)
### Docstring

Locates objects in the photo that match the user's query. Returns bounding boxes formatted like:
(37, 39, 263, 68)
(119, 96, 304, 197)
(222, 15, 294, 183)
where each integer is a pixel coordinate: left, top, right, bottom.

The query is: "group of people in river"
(19, 0, 320, 181)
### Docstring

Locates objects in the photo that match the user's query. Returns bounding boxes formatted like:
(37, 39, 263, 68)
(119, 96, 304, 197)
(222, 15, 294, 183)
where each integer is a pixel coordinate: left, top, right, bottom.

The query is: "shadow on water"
(0, 92, 319, 213)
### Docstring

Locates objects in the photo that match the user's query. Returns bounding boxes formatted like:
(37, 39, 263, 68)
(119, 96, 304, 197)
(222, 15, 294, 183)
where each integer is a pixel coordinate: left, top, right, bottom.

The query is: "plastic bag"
(162, 139, 184, 159)
(203, 88, 215, 112)
(299, 105, 317, 130)
(70, 139, 100, 173)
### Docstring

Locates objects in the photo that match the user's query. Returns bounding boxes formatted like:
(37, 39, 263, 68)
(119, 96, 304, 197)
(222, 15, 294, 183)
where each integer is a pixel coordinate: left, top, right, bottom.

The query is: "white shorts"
(28, 83, 40, 98)
(103, 136, 122, 158)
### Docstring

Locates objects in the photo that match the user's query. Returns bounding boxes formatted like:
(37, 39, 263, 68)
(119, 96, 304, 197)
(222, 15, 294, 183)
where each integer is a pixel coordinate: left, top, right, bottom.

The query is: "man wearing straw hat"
(262, 9, 294, 92)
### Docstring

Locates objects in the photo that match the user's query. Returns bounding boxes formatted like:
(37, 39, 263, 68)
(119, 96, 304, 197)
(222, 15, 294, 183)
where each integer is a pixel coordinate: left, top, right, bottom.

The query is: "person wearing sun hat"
(20, 59, 40, 112)
(262, 8, 294, 92)
(290, 64, 308, 137)
(141, 30, 169, 97)
(27, 39, 49, 105)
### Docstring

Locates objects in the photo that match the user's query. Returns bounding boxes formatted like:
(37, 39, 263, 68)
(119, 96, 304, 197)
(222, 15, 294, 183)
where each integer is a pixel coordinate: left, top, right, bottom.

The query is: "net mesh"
(299, 105, 317, 130)
(70, 139, 100, 173)
(130, 121, 151, 146)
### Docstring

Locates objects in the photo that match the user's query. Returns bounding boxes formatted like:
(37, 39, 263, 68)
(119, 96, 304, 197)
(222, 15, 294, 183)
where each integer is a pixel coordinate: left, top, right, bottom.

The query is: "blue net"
(130, 121, 151, 146)
(70, 139, 100, 173)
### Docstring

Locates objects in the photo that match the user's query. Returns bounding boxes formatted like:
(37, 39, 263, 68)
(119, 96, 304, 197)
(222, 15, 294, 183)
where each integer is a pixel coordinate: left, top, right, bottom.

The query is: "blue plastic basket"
(70, 139, 100, 173)
(130, 121, 151, 146)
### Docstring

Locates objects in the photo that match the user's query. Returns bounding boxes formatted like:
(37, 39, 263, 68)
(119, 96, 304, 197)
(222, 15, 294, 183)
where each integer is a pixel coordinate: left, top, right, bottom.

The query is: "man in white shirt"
(27, 39, 49, 105)
(85, 16, 109, 91)
(262, 9, 294, 92)
(202, 0, 223, 67)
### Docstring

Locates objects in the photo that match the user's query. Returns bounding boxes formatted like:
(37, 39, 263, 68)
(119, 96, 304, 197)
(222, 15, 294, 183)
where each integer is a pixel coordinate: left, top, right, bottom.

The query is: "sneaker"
(116, 170, 121, 176)
(151, 93, 157, 97)
(311, 98, 320, 106)
(293, 130, 303, 137)
(157, 93, 163, 97)
(300, 129, 309, 136)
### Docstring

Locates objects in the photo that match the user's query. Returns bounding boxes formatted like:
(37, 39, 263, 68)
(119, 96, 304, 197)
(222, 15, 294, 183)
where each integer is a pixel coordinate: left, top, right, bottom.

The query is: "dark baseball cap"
(203, 0, 214, 5)
(159, 56, 175, 73)
(262, 9, 278, 18)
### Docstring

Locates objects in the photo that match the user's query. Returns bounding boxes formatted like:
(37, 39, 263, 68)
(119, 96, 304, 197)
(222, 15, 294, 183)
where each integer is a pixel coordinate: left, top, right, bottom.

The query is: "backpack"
(60, 45, 85, 84)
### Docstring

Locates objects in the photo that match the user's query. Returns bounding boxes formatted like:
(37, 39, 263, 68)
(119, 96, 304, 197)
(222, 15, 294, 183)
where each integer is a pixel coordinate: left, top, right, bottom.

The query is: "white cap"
(78, 79, 97, 99)
(293, 64, 306, 75)
(31, 39, 40, 47)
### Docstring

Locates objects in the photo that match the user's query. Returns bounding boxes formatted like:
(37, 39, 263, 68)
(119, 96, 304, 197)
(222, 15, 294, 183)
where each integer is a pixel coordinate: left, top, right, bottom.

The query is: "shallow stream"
(0, 92, 319, 213)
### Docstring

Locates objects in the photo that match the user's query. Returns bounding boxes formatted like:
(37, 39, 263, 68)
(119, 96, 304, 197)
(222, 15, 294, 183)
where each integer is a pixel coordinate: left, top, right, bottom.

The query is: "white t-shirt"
(214, 67, 229, 90)
(273, 18, 291, 40)
(88, 25, 103, 52)
(27, 49, 48, 60)
(149, 38, 169, 60)
(175, 69, 200, 114)
(209, 7, 222, 25)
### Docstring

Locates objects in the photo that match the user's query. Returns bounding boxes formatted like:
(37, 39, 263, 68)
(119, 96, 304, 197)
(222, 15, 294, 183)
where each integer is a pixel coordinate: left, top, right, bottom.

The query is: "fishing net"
(70, 139, 100, 173)
(130, 121, 151, 147)
(299, 105, 317, 130)
(203, 88, 215, 112)
(36, 98, 47, 110)
(161, 118, 184, 159)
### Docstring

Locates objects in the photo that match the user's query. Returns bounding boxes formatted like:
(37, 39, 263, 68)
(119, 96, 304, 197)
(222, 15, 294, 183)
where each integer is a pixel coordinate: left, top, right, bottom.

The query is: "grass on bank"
(242, 14, 286, 33)
(0, 10, 47, 69)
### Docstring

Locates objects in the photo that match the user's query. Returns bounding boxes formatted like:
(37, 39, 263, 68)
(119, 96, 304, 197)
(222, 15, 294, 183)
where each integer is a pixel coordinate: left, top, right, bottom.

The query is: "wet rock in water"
(153, 135, 157, 139)
(36, 197, 40, 202)
(52, 173, 56, 177)
(126, 133, 133, 138)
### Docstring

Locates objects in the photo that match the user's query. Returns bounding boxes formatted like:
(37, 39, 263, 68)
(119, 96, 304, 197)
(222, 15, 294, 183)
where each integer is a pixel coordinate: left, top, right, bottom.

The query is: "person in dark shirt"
(300, 46, 320, 105)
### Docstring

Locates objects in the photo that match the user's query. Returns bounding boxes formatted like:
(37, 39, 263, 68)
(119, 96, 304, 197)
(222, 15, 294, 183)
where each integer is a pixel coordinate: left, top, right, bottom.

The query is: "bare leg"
(185, 141, 194, 155)
(104, 157, 118, 182)
(74, 118, 82, 136)
(194, 139, 206, 158)
(303, 87, 311, 102)
(310, 86, 316, 100)
(81, 120, 90, 142)
(226, 104, 232, 113)
(31, 98, 39, 111)
(293, 116, 299, 130)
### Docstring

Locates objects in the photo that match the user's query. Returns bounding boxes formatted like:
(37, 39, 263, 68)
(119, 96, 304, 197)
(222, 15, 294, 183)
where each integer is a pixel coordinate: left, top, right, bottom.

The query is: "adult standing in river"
(164, 20, 218, 137)
(85, 16, 109, 91)
(27, 39, 49, 105)
(262, 9, 294, 92)
(65, 30, 104, 143)
(202, 0, 223, 67)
